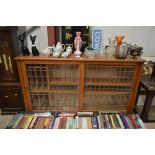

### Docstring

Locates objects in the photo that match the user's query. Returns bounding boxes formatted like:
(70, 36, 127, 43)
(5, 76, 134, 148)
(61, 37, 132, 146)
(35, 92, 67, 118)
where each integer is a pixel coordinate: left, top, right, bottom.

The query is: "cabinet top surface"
(15, 54, 145, 63)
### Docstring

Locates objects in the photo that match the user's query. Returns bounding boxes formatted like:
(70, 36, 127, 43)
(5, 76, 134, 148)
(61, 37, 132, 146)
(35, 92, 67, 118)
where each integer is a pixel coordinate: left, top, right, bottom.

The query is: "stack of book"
(6, 112, 145, 129)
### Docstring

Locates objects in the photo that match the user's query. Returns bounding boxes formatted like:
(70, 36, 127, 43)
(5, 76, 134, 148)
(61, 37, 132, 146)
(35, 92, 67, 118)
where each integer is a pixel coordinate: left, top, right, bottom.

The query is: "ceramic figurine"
(42, 46, 53, 56)
(18, 33, 30, 56)
(30, 35, 39, 56)
(74, 32, 82, 57)
(61, 45, 72, 58)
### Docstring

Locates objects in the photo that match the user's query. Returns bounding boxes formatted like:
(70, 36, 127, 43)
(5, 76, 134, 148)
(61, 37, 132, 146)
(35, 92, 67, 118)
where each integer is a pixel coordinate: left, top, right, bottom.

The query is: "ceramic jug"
(54, 42, 65, 53)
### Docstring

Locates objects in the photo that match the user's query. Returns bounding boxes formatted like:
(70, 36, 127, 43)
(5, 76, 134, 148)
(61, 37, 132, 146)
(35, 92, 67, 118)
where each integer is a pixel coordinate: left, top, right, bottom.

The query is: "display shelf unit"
(15, 54, 144, 113)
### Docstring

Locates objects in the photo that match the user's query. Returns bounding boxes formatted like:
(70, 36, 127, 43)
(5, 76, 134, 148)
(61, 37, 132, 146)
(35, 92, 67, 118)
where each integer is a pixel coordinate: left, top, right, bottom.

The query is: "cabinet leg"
(140, 92, 154, 122)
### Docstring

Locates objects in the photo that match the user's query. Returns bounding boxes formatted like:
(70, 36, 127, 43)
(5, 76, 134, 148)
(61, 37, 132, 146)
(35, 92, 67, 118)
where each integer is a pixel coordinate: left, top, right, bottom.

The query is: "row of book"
(6, 112, 145, 129)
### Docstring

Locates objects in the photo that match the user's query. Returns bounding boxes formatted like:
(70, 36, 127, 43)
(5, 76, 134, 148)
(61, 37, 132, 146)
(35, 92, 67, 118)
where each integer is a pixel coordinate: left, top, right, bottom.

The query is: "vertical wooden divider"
(20, 62, 33, 111)
(17, 61, 29, 111)
(79, 63, 84, 111)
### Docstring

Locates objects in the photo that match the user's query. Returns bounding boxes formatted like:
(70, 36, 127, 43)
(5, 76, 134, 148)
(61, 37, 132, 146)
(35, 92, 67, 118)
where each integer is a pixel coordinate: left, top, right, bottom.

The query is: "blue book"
(91, 116, 98, 129)
(120, 114, 129, 129)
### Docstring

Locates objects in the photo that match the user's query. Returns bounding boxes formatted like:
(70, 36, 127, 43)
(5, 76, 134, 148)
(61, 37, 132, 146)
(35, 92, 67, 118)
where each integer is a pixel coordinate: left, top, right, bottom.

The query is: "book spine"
(104, 114, 111, 129)
(120, 115, 129, 129)
(12, 115, 23, 129)
(78, 117, 82, 129)
(109, 115, 116, 129)
(91, 116, 98, 129)
(51, 117, 56, 129)
(135, 114, 145, 129)
(102, 114, 107, 128)
(97, 116, 101, 129)
(124, 116, 134, 129)
(116, 114, 125, 129)
(82, 117, 87, 129)
(53, 118, 58, 129)
(77, 112, 93, 117)
(113, 114, 120, 129)
(87, 117, 92, 129)
(28, 116, 37, 129)
(76, 116, 79, 129)
(129, 115, 138, 129)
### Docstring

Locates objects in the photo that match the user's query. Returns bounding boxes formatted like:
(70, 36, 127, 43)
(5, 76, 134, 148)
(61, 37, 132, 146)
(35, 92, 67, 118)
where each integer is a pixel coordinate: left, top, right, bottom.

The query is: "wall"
(18, 26, 48, 54)
(92, 26, 155, 56)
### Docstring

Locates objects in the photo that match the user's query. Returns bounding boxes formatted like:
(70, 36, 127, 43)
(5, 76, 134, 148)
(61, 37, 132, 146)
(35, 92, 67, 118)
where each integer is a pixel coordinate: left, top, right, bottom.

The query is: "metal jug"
(115, 42, 128, 59)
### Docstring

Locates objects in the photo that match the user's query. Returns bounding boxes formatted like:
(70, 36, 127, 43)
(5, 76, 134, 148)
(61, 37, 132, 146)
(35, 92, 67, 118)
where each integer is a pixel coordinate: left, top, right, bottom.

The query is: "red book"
(129, 115, 138, 129)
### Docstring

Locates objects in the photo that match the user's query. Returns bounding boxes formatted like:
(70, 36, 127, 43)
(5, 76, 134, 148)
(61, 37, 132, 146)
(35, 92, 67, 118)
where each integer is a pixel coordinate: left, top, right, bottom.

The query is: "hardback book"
(62, 117, 67, 129)
(77, 112, 93, 117)
(87, 117, 92, 129)
(97, 116, 101, 129)
(120, 114, 129, 129)
(36, 117, 45, 129)
(43, 117, 52, 129)
(56, 117, 60, 129)
(135, 114, 145, 129)
(53, 118, 59, 129)
(112, 114, 120, 129)
(132, 115, 142, 128)
(32, 116, 40, 129)
(16, 116, 27, 129)
(75, 116, 79, 129)
(91, 116, 98, 129)
(124, 116, 134, 129)
(58, 117, 64, 129)
(34, 112, 51, 117)
(78, 117, 82, 129)
(116, 114, 125, 129)
(99, 115, 105, 129)
(104, 114, 111, 129)
(58, 112, 76, 117)
(109, 115, 116, 129)
(51, 116, 57, 129)
(7, 114, 23, 129)
(129, 115, 138, 129)
(82, 117, 88, 129)
(28, 116, 38, 129)
(12, 114, 23, 129)
(22, 116, 34, 129)
(72, 117, 77, 129)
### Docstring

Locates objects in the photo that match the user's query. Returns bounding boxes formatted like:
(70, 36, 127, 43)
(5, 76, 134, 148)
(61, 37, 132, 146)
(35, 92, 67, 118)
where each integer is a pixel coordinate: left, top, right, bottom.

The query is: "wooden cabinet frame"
(15, 54, 144, 113)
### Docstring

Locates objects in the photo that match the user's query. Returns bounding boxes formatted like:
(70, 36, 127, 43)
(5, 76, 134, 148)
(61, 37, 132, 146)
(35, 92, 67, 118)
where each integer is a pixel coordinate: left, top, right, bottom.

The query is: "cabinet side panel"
(16, 61, 29, 111)
(127, 62, 144, 112)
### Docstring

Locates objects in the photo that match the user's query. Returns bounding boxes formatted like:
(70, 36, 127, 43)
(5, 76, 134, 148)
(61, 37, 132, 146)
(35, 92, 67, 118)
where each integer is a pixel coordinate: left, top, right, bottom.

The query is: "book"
(104, 114, 111, 129)
(51, 116, 56, 129)
(22, 116, 34, 129)
(87, 117, 92, 129)
(112, 114, 121, 129)
(109, 115, 116, 129)
(82, 117, 87, 129)
(97, 115, 101, 129)
(53, 118, 59, 129)
(116, 114, 125, 129)
(135, 114, 145, 129)
(58, 117, 63, 129)
(124, 115, 134, 129)
(6, 114, 23, 129)
(12, 114, 23, 129)
(77, 112, 93, 117)
(129, 115, 138, 129)
(58, 112, 76, 117)
(91, 116, 98, 129)
(78, 117, 82, 129)
(120, 114, 129, 129)
(132, 115, 142, 129)
(62, 117, 67, 129)
(28, 116, 38, 129)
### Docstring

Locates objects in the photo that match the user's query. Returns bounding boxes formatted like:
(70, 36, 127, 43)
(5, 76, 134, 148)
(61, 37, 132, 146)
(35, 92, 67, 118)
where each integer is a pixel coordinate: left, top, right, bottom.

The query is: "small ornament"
(30, 35, 39, 56)
(18, 33, 30, 56)
(74, 32, 82, 57)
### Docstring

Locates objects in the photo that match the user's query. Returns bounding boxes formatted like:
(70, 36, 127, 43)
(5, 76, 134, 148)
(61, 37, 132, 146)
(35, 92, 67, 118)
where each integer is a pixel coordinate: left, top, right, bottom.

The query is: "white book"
(97, 116, 101, 129)
(53, 118, 58, 129)
(76, 116, 78, 129)
(82, 117, 87, 129)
